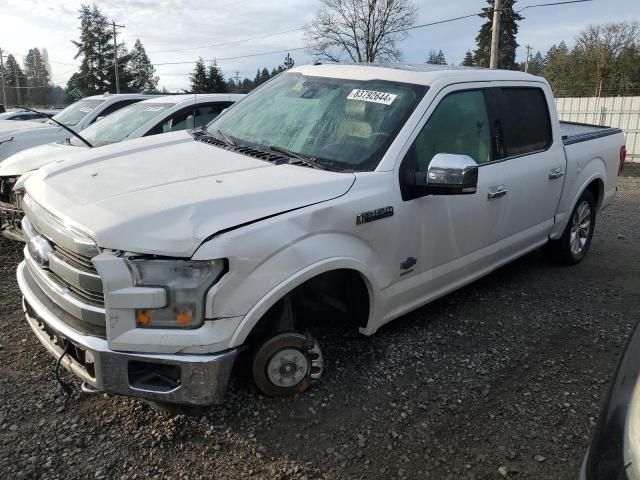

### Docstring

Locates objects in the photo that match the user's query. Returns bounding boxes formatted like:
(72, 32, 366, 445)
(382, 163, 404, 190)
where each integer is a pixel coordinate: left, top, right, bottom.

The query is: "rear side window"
(497, 88, 552, 157)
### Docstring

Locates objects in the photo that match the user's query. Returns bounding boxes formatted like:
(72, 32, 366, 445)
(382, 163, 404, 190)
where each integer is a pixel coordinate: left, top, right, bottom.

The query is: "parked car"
(0, 93, 243, 241)
(0, 108, 62, 122)
(16, 64, 626, 406)
(580, 320, 640, 479)
(0, 93, 155, 162)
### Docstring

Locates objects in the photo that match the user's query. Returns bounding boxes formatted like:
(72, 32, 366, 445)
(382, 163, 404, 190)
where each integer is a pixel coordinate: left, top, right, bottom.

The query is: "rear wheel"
(547, 190, 596, 264)
(252, 332, 323, 397)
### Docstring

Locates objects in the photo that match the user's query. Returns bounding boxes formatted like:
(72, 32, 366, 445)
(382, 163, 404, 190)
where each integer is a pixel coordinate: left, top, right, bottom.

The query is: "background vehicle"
(580, 320, 640, 479)
(16, 64, 626, 406)
(0, 93, 244, 241)
(0, 108, 62, 122)
(0, 93, 155, 161)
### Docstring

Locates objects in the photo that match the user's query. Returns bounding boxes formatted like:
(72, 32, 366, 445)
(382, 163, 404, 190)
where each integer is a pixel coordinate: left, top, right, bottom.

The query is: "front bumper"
(17, 261, 238, 405)
(0, 199, 25, 242)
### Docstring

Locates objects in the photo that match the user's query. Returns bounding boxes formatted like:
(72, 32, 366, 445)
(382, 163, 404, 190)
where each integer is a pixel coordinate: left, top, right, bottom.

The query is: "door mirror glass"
(406, 153, 478, 195)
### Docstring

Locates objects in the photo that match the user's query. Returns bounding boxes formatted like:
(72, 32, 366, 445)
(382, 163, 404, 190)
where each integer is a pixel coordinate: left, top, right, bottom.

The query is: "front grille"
(0, 177, 16, 204)
(21, 197, 106, 333)
(53, 244, 97, 273)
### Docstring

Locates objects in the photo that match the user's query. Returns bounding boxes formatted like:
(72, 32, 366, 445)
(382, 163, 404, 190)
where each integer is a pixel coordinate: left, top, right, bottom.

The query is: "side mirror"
(405, 153, 478, 196)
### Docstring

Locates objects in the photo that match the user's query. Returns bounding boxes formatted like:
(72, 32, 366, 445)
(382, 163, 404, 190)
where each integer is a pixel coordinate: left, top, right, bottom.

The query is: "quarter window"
(405, 89, 492, 173)
(496, 87, 551, 157)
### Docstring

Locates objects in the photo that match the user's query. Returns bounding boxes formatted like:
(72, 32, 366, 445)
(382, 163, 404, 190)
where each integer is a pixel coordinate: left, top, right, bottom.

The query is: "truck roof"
(292, 63, 544, 86)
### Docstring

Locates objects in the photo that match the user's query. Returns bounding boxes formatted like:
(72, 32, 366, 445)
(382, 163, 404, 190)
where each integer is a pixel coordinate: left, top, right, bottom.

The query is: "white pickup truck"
(0, 93, 154, 161)
(16, 64, 626, 406)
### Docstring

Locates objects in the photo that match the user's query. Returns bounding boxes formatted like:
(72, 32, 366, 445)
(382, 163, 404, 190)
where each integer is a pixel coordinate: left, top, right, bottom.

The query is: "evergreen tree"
(24, 48, 52, 105)
(283, 53, 295, 69)
(426, 49, 447, 65)
(129, 39, 158, 92)
(526, 51, 545, 76)
(461, 50, 475, 66)
(190, 58, 208, 93)
(543, 41, 572, 96)
(473, 0, 523, 69)
(205, 61, 227, 93)
(1, 54, 26, 106)
(260, 67, 270, 84)
(69, 4, 118, 94)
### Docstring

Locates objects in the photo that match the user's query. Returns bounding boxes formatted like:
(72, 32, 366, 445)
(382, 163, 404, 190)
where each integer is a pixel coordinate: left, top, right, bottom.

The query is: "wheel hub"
(570, 200, 591, 256)
(267, 348, 309, 387)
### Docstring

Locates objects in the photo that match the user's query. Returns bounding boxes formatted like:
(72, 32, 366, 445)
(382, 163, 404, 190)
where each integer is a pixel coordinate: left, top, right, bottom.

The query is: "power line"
(147, 27, 304, 54)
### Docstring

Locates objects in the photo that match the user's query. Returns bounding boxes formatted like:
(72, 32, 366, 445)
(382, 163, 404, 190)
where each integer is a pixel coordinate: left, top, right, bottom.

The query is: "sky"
(1, 0, 639, 92)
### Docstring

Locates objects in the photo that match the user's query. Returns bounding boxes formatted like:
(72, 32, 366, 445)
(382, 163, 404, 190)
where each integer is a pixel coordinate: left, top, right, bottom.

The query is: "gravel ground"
(1, 165, 639, 480)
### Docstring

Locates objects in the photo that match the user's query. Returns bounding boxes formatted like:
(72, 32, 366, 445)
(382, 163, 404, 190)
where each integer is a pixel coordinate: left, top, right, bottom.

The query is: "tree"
(525, 51, 544, 76)
(283, 53, 295, 69)
(572, 21, 640, 96)
(426, 49, 446, 65)
(305, 0, 417, 63)
(190, 58, 208, 93)
(69, 4, 118, 94)
(129, 39, 158, 92)
(473, 0, 523, 69)
(205, 61, 227, 93)
(543, 42, 572, 96)
(1, 54, 26, 106)
(24, 48, 52, 105)
(461, 50, 475, 66)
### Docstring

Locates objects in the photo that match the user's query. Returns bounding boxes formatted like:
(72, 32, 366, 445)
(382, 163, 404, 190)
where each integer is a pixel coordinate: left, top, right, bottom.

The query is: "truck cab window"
(496, 87, 552, 157)
(404, 89, 492, 173)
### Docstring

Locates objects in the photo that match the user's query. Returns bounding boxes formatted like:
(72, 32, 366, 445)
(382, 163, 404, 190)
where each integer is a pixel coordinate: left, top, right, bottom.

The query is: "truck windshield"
(69, 102, 172, 147)
(51, 99, 104, 127)
(209, 72, 427, 171)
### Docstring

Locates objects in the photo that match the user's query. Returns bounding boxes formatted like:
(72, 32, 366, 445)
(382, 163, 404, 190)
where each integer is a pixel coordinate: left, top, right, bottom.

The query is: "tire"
(547, 189, 596, 265)
(252, 332, 323, 397)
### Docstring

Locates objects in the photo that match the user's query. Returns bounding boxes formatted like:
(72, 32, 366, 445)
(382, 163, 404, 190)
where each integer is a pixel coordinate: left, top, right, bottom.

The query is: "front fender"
(228, 255, 378, 348)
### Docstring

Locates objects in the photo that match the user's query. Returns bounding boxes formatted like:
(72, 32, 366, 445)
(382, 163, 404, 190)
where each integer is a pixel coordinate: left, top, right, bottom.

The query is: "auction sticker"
(347, 89, 397, 105)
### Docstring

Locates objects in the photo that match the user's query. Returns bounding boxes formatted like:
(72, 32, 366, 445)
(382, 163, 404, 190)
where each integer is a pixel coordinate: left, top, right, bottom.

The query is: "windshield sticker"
(347, 89, 397, 105)
(143, 106, 165, 112)
(79, 107, 93, 113)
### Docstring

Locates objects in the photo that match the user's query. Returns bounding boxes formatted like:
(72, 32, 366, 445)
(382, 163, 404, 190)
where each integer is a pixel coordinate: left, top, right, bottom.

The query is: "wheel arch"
(228, 258, 377, 348)
(550, 156, 607, 240)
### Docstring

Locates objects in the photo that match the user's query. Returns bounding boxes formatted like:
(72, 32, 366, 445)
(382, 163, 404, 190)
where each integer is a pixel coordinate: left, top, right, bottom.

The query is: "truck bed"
(560, 121, 622, 146)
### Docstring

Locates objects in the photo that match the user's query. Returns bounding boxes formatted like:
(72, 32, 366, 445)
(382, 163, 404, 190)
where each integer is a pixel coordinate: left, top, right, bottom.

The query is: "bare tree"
(573, 21, 639, 96)
(305, 0, 417, 63)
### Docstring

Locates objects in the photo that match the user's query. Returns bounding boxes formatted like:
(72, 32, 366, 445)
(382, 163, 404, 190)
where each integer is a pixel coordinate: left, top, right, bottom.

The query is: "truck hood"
(26, 131, 356, 257)
(0, 142, 81, 176)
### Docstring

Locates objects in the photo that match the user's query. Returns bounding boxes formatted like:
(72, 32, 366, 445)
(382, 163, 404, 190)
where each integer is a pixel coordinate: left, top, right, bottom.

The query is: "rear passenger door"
(490, 85, 566, 259)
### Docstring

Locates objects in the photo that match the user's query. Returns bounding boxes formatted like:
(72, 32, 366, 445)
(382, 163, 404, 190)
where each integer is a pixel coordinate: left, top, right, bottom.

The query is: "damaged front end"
(0, 175, 26, 242)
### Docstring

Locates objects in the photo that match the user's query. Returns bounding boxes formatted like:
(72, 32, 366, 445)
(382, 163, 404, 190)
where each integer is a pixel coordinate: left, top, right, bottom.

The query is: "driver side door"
(389, 86, 509, 313)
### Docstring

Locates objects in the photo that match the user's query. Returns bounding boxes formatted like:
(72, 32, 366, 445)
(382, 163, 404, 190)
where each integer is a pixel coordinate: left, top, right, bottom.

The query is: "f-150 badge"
(356, 206, 394, 225)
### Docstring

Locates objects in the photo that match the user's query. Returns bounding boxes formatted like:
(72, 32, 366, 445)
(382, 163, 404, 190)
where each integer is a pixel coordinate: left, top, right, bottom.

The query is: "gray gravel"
(1, 165, 639, 479)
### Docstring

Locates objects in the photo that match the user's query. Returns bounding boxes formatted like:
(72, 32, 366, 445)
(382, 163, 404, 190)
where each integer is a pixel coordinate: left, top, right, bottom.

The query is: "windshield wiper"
(211, 127, 236, 147)
(15, 106, 93, 148)
(268, 145, 323, 170)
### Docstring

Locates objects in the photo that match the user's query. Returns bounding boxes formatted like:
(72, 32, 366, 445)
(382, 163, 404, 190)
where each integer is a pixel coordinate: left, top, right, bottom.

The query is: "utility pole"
(234, 71, 240, 93)
(489, 0, 502, 69)
(14, 63, 21, 105)
(0, 48, 7, 106)
(524, 44, 532, 72)
(112, 21, 125, 94)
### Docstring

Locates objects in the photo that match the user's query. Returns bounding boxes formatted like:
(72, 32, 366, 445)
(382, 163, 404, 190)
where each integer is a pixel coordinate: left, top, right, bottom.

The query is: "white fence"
(555, 96, 640, 161)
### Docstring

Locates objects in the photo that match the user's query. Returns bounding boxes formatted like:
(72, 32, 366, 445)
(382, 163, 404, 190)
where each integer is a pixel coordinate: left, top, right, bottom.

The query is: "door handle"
(487, 186, 508, 200)
(548, 168, 565, 180)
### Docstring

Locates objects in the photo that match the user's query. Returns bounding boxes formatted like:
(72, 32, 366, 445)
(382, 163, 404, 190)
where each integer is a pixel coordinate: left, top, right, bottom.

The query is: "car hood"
(0, 142, 81, 176)
(0, 120, 58, 136)
(26, 131, 356, 257)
